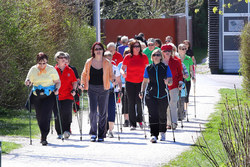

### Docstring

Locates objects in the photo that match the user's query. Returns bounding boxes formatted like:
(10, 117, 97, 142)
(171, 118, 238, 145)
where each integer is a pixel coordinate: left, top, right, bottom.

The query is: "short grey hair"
(104, 51, 112, 57)
(121, 36, 128, 43)
(64, 52, 70, 60)
(54, 51, 65, 60)
(107, 42, 116, 49)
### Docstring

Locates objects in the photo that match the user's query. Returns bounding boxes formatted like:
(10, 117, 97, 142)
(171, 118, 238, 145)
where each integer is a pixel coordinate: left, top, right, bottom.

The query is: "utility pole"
(185, 0, 189, 40)
(93, 0, 101, 42)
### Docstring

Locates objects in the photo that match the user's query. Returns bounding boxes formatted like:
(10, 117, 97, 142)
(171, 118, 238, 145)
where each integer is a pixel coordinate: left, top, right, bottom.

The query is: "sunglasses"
(148, 44, 154, 46)
(38, 62, 47, 65)
(165, 40, 171, 43)
(95, 48, 103, 51)
(124, 51, 130, 54)
(181, 48, 187, 51)
(152, 54, 161, 57)
(58, 57, 67, 59)
(163, 50, 172, 53)
(133, 45, 140, 48)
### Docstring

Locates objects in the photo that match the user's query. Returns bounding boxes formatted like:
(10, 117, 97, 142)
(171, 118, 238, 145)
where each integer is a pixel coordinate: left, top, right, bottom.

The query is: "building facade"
(208, 0, 250, 73)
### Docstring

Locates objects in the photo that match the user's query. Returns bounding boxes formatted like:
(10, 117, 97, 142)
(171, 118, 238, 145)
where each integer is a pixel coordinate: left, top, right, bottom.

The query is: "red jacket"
(112, 51, 123, 66)
(55, 65, 77, 100)
(168, 57, 183, 90)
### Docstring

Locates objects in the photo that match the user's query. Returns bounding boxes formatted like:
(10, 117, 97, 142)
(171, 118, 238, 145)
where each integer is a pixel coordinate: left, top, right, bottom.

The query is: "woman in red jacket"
(161, 44, 183, 130)
(121, 40, 149, 130)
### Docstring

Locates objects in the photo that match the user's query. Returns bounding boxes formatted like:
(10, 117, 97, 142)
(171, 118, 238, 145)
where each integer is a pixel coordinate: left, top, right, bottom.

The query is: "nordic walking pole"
(55, 95, 64, 141)
(193, 65, 196, 118)
(165, 86, 176, 142)
(74, 97, 82, 141)
(27, 86, 32, 145)
(51, 113, 54, 134)
(114, 87, 120, 141)
(178, 90, 184, 128)
(141, 97, 147, 139)
(117, 92, 123, 133)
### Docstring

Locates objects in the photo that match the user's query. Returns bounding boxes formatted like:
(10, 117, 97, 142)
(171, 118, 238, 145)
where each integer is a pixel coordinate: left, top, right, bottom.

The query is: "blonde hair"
(168, 43, 177, 58)
(151, 49, 163, 62)
(178, 43, 186, 52)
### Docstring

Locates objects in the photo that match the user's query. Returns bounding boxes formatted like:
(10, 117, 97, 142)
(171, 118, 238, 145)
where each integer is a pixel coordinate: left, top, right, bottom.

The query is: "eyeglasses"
(95, 48, 103, 51)
(180, 48, 187, 51)
(163, 50, 172, 53)
(152, 54, 161, 57)
(148, 44, 154, 46)
(124, 51, 130, 54)
(165, 40, 171, 43)
(58, 57, 67, 59)
(133, 45, 140, 48)
(38, 62, 47, 65)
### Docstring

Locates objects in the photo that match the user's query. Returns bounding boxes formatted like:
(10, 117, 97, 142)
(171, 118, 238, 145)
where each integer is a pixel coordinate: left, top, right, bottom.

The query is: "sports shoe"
(108, 131, 114, 138)
(150, 136, 157, 143)
(160, 132, 166, 141)
(57, 134, 63, 139)
(172, 123, 178, 130)
(41, 140, 48, 146)
(90, 135, 97, 142)
(97, 138, 104, 142)
(63, 131, 71, 139)
(130, 126, 136, 130)
(123, 120, 129, 127)
(139, 122, 143, 129)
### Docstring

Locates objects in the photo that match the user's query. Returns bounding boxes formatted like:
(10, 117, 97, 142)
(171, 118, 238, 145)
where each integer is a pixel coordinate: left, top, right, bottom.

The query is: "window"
(224, 35, 240, 51)
(224, 17, 248, 32)
(224, 0, 248, 13)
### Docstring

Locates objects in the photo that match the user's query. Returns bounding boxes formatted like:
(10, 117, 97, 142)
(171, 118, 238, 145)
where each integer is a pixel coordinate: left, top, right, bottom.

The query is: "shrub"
(0, 0, 95, 109)
(239, 23, 250, 97)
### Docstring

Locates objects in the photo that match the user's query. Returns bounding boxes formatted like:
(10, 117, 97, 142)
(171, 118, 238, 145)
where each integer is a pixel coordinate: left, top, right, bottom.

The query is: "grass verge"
(2, 141, 22, 154)
(164, 88, 249, 167)
(0, 107, 40, 153)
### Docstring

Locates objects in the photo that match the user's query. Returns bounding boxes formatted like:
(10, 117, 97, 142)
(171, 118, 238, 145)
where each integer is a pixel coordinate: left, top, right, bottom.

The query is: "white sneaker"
(108, 131, 114, 138)
(160, 132, 166, 141)
(63, 131, 71, 139)
(150, 136, 157, 143)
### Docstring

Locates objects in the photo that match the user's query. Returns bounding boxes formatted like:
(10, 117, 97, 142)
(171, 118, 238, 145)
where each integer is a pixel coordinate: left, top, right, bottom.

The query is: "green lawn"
(2, 141, 22, 154)
(164, 89, 249, 167)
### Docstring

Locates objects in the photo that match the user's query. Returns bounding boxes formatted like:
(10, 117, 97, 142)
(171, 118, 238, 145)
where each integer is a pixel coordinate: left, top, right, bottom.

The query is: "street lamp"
(94, 0, 101, 42)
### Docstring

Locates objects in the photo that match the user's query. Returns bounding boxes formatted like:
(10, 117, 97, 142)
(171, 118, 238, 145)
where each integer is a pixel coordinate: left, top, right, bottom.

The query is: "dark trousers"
(121, 87, 129, 114)
(88, 84, 109, 138)
(145, 95, 168, 138)
(108, 90, 116, 122)
(185, 80, 191, 103)
(54, 99, 73, 135)
(31, 93, 55, 141)
(126, 81, 142, 127)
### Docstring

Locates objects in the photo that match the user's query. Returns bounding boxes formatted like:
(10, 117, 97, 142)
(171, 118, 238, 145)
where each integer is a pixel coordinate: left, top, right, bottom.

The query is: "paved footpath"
(1, 73, 242, 167)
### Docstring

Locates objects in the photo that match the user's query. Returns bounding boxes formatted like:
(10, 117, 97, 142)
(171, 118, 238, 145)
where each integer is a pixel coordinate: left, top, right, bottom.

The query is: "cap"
(161, 44, 173, 51)
(147, 38, 155, 44)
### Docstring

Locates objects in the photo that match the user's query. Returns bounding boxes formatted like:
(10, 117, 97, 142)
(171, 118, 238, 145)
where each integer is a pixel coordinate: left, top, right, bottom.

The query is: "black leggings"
(185, 80, 191, 103)
(54, 99, 73, 135)
(31, 93, 55, 141)
(145, 95, 168, 137)
(125, 81, 142, 127)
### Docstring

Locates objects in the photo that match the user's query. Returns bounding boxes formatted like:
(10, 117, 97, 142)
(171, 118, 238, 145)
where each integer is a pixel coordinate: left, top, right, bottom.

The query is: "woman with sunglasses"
(54, 51, 77, 140)
(25, 52, 60, 146)
(178, 43, 195, 116)
(81, 42, 114, 142)
(139, 49, 172, 143)
(162, 44, 183, 130)
(121, 40, 149, 130)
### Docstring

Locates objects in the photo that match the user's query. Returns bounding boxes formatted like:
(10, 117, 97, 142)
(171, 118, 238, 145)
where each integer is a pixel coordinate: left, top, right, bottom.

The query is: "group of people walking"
(25, 34, 196, 145)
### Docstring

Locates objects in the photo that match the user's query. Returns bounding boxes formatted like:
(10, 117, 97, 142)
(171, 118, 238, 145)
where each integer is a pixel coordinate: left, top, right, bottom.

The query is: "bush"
(0, 0, 96, 109)
(239, 23, 250, 97)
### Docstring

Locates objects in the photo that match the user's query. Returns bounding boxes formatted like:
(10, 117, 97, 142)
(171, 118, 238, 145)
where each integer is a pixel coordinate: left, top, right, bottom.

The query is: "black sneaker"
(97, 138, 104, 142)
(41, 140, 48, 146)
(123, 120, 129, 127)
